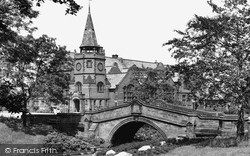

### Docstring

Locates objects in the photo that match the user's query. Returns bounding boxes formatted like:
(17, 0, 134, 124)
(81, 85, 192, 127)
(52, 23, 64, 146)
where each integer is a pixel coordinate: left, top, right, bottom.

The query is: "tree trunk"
(236, 105, 244, 142)
(21, 111, 27, 127)
(21, 101, 27, 127)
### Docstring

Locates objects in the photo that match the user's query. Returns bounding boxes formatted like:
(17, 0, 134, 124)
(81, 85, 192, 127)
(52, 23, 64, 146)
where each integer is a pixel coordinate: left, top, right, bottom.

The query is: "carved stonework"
(131, 102, 142, 115)
(83, 75, 95, 84)
(72, 92, 84, 99)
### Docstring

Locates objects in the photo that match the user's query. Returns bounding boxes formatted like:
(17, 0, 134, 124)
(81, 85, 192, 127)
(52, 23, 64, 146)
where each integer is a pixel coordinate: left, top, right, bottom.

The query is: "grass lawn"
(1, 116, 250, 156)
(0, 117, 52, 144)
(160, 145, 250, 156)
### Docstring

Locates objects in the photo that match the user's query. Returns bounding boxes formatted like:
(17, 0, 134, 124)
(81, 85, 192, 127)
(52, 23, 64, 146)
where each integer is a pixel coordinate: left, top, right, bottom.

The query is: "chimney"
(112, 54, 118, 58)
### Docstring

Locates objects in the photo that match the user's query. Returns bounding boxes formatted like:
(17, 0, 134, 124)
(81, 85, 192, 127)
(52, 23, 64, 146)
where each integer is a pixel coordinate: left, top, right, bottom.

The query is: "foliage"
(131, 66, 175, 104)
(1, 34, 72, 112)
(197, 137, 238, 147)
(224, 107, 238, 114)
(44, 132, 106, 154)
(0, 82, 27, 113)
(105, 139, 177, 156)
(34, 0, 81, 15)
(1, 0, 73, 121)
(0, 0, 81, 51)
(0, 0, 38, 47)
(44, 131, 88, 153)
(164, 0, 250, 138)
(0, 116, 55, 135)
(134, 124, 163, 141)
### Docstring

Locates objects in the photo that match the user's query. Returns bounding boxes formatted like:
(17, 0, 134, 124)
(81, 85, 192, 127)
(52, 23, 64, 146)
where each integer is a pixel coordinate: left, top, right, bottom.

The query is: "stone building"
(0, 5, 191, 113)
(65, 6, 192, 113)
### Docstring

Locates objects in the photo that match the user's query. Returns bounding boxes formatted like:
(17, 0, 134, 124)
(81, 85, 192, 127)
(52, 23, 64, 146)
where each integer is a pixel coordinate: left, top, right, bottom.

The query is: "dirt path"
(160, 145, 250, 156)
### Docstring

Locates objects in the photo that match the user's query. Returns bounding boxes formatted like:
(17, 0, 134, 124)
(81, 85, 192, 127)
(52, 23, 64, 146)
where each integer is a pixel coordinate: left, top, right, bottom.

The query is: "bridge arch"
(108, 117, 167, 146)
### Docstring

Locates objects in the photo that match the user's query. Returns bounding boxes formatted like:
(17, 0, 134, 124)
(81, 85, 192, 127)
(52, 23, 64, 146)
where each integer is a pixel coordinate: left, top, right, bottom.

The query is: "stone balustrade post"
(248, 119, 250, 140)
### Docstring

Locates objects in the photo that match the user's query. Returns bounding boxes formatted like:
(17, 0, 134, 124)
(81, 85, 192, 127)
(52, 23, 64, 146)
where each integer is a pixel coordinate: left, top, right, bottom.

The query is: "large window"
(123, 84, 134, 102)
(97, 82, 104, 93)
(75, 82, 82, 92)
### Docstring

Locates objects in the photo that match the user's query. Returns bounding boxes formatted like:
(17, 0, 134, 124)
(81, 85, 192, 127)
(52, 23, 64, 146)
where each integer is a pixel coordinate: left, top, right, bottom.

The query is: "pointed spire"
(88, 1, 91, 14)
(80, 3, 99, 48)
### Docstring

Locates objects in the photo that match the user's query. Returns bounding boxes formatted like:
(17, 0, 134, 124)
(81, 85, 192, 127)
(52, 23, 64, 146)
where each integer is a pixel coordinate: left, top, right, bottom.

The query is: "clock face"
(76, 63, 82, 71)
(97, 63, 103, 71)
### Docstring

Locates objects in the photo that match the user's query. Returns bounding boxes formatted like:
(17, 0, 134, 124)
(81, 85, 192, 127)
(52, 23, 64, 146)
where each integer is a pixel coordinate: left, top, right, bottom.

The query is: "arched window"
(75, 82, 82, 92)
(123, 84, 134, 102)
(73, 99, 80, 112)
(113, 62, 118, 68)
(97, 82, 104, 93)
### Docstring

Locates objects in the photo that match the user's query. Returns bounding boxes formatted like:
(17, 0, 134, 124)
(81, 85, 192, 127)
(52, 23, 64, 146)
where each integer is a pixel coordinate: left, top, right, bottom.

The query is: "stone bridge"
(29, 100, 239, 146)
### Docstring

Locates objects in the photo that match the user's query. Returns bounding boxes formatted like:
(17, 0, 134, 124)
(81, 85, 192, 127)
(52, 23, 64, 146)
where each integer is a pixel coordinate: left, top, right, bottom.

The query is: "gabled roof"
(80, 6, 100, 48)
(107, 73, 126, 89)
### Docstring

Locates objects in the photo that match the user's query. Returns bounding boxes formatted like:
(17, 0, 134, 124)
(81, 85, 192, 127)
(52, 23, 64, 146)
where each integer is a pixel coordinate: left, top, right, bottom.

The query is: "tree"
(164, 0, 250, 140)
(1, 35, 73, 126)
(34, 0, 81, 15)
(0, 0, 75, 126)
(0, 0, 38, 49)
(131, 66, 175, 104)
(0, 0, 81, 49)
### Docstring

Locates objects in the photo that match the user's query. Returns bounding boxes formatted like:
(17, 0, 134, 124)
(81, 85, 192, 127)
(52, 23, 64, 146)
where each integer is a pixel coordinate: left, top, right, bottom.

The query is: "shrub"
(154, 146, 167, 154)
(209, 137, 237, 147)
(134, 124, 163, 141)
(95, 150, 107, 156)
(195, 137, 238, 148)
(44, 131, 88, 154)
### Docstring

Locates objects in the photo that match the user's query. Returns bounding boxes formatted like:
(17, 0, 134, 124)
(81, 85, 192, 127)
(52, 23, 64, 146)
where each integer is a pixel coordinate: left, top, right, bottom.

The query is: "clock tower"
(72, 4, 110, 112)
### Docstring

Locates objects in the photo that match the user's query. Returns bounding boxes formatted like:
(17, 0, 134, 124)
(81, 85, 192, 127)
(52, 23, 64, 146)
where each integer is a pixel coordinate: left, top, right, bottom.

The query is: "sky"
(32, 0, 216, 65)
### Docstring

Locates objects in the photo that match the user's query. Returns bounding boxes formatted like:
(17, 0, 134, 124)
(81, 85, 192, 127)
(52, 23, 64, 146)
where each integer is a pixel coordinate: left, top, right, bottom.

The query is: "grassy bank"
(160, 145, 250, 156)
(1, 117, 249, 156)
(0, 117, 51, 144)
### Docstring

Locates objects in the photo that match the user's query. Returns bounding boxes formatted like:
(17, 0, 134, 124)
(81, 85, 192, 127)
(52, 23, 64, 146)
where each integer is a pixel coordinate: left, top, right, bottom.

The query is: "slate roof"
(105, 56, 158, 73)
(121, 59, 158, 69)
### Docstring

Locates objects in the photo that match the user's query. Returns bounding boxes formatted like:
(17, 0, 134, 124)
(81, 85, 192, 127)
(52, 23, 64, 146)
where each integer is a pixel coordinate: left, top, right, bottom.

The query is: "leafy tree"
(0, 81, 27, 113)
(131, 66, 175, 104)
(0, 0, 38, 49)
(0, 0, 75, 126)
(0, 0, 81, 49)
(0, 35, 73, 126)
(164, 0, 250, 140)
(34, 0, 81, 15)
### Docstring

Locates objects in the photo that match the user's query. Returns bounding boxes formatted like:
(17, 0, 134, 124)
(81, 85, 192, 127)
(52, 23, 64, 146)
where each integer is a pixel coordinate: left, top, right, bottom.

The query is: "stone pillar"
(248, 120, 250, 140)
(186, 122, 195, 138)
(80, 98, 85, 113)
(86, 99, 91, 111)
